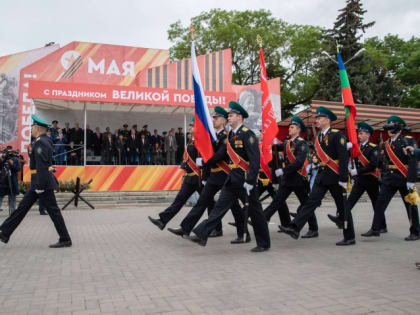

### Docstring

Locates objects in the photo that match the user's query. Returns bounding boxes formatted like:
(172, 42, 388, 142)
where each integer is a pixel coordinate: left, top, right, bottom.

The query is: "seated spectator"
(67, 141, 79, 165)
(151, 143, 164, 165)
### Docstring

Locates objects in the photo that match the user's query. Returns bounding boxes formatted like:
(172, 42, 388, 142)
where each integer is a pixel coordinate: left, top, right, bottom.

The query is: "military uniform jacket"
(227, 125, 259, 188)
(202, 129, 229, 186)
(378, 134, 417, 185)
(315, 128, 349, 185)
(274, 137, 309, 187)
(354, 142, 378, 179)
(182, 140, 200, 185)
(30, 134, 58, 191)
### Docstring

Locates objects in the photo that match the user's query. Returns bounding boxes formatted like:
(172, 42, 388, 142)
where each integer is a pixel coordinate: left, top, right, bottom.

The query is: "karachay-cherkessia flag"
(191, 40, 216, 162)
(259, 46, 279, 165)
(337, 52, 361, 158)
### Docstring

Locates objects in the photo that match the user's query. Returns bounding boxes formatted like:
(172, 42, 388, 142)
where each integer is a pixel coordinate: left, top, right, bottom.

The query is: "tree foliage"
(167, 9, 323, 116)
(365, 35, 420, 107)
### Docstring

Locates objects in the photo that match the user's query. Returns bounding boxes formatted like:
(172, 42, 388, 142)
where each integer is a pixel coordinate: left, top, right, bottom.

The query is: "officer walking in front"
(148, 122, 206, 230)
(263, 116, 319, 238)
(279, 106, 349, 241)
(362, 115, 419, 241)
(188, 101, 270, 252)
(0, 115, 72, 248)
(336, 122, 383, 246)
(167, 106, 246, 243)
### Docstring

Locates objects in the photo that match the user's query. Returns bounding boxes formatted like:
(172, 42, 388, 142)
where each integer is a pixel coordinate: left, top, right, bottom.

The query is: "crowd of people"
(46, 121, 188, 165)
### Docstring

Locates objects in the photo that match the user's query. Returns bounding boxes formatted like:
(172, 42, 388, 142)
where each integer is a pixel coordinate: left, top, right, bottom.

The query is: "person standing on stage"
(148, 122, 203, 230)
(263, 116, 319, 238)
(279, 106, 349, 241)
(0, 115, 72, 248)
(167, 106, 247, 243)
(188, 101, 270, 252)
(361, 115, 419, 241)
(335, 122, 384, 246)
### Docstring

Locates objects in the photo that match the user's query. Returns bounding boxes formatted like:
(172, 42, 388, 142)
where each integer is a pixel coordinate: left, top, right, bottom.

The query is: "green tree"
(365, 35, 420, 107)
(167, 9, 323, 116)
(314, 0, 404, 106)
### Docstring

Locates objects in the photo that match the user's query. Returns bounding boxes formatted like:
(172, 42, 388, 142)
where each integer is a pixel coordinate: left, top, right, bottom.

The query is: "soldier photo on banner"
(237, 88, 281, 136)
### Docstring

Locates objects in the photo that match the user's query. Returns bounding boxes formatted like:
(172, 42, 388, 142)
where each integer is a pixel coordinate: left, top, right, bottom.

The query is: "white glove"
(35, 190, 45, 194)
(350, 169, 358, 176)
(272, 184, 279, 190)
(346, 142, 353, 150)
(196, 158, 203, 167)
(407, 182, 415, 190)
(338, 181, 347, 189)
(202, 180, 206, 186)
(275, 168, 283, 177)
(243, 182, 253, 196)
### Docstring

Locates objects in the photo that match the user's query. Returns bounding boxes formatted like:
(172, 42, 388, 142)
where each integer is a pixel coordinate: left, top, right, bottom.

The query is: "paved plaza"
(0, 198, 419, 315)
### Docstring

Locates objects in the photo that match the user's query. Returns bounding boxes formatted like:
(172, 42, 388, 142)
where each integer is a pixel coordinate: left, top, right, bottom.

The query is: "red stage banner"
(23, 165, 184, 191)
(28, 80, 237, 108)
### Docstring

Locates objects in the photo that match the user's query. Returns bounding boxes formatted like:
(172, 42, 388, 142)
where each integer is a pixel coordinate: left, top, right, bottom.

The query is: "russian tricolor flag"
(191, 40, 216, 162)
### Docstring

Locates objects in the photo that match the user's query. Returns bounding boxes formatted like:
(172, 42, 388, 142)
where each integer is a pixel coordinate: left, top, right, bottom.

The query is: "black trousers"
(263, 185, 318, 231)
(159, 179, 199, 225)
(257, 183, 276, 199)
(372, 183, 419, 235)
(193, 183, 270, 248)
(343, 176, 381, 240)
(181, 181, 243, 236)
(292, 182, 344, 232)
(258, 182, 290, 225)
(0, 189, 71, 242)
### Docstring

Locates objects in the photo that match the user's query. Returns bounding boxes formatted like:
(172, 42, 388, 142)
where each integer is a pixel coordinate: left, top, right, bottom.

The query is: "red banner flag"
(259, 47, 279, 165)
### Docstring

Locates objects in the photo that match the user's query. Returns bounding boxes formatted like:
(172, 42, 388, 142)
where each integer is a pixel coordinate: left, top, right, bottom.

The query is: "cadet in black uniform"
(279, 107, 349, 241)
(188, 101, 271, 252)
(263, 116, 319, 238)
(167, 106, 246, 243)
(0, 115, 72, 248)
(336, 122, 383, 245)
(362, 115, 420, 241)
(148, 123, 203, 230)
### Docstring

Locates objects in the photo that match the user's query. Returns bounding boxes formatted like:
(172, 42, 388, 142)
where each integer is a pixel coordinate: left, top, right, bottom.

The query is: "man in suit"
(165, 130, 177, 165)
(279, 106, 349, 242)
(127, 128, 140, 165)
(62, 122, 71, 144)
(102, 132, 115, 165)
(139, 134, 150, 165)
(92, 127, 102, 157)
(362, 116, 419, 241)
(150, 129, 162, 148)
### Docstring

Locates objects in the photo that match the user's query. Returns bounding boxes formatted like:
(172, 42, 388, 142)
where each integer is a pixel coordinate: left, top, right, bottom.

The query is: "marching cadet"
(188, 101, 271, 252)
(279, 106, 349, 241)
(148, 122, 205, 230)
(362, 115, 419, 241)
(263, 116, 319, 238)
(167, 106, 246, 243)
(335, 122, 384, 246)
(0, 115, 72, 248)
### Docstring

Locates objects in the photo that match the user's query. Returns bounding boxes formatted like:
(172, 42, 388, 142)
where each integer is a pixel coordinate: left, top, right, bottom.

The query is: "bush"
(19, 179, 92, 194)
